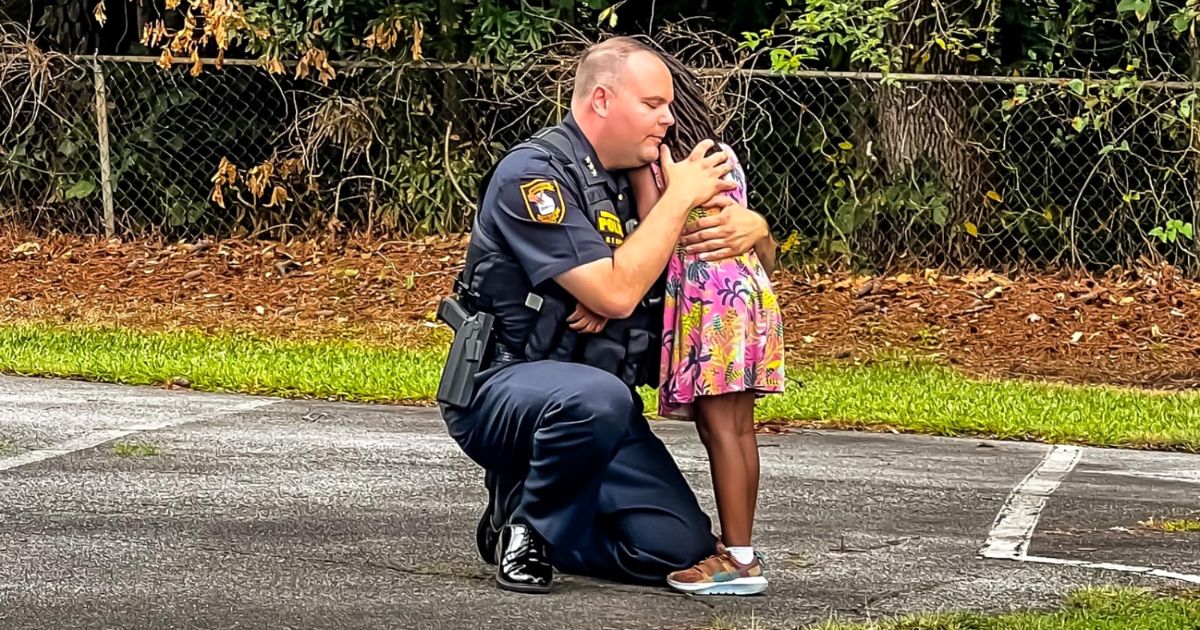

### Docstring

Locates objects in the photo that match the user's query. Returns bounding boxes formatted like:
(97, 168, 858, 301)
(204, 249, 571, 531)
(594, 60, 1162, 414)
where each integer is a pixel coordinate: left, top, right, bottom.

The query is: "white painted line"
(0, 399, 274, 472)
(979, 445, 1082, 559)
(980, 444, 1200, 585)
(1018, 554, 1200, 585)
(0, 391, 248, 406)
(1083, 469, 1200, 485)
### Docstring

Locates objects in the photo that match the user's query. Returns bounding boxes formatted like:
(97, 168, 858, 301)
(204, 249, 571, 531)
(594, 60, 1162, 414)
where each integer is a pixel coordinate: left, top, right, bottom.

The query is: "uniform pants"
(441, 360, 716, 585)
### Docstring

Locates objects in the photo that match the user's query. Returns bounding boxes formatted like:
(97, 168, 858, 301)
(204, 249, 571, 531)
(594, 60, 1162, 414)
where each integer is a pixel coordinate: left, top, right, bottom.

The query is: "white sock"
(727, 546, 755, 565)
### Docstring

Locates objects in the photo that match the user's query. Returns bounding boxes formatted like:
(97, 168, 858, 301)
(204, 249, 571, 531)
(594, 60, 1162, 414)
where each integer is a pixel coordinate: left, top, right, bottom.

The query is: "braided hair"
(658, 53, 722, 158)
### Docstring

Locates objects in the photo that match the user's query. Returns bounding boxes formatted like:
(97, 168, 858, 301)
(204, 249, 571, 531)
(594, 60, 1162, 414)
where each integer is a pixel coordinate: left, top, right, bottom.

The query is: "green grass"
(0, 323, 1197, 451)
(1141, 517, 1200, 533)
(111, 441, 160, 458)
(745, 356, 1200, 451)
(809, 587, 1200, 630)
(0, 323, 444, 404)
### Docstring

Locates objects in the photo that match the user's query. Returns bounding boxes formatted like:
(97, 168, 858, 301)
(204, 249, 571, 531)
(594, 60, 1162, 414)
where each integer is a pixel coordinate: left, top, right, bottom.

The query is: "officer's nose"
(661, 106, 675, 128)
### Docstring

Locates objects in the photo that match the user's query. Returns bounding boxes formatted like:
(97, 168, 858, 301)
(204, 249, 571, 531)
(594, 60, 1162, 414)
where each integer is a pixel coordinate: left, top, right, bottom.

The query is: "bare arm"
(679, 204, 771, 266)
(629, 165, 661, 223)
(753, 232, 777, 276)
(556, 141, 735, 319)
(676, 148, 775, 272)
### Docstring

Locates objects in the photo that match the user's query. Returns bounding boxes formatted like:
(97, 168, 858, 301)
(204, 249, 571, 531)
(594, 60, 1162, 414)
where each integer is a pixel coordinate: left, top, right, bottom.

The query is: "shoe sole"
(495, 573, 552, 594)
(667, 576, 767, 596)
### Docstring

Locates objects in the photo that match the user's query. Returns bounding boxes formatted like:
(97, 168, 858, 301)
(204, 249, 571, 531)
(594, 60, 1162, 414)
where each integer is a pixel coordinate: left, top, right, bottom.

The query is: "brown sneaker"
(666, 548, 767, 595)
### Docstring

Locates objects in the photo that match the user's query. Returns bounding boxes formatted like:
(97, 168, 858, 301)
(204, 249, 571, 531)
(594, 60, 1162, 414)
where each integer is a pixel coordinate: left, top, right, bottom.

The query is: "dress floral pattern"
(656, 145, 785, 419)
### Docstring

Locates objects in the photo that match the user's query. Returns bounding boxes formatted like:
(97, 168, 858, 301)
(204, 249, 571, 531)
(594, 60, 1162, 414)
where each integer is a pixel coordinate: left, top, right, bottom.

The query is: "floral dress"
(655, 145, 786, 419)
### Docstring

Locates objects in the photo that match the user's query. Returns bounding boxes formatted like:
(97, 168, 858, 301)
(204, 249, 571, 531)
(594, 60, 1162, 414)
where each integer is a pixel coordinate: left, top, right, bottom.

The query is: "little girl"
(632, 53, 785, 596)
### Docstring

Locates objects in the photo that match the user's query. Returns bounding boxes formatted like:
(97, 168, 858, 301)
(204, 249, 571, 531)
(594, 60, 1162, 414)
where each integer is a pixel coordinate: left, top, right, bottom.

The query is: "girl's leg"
(694, 394, 751, 547)
(667, 392, 767, 595)
(735, 392, 759, 530)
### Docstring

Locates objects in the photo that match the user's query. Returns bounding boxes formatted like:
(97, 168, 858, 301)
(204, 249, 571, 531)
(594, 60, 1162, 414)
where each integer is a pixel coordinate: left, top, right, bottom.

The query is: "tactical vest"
(455, 125, 663, 389)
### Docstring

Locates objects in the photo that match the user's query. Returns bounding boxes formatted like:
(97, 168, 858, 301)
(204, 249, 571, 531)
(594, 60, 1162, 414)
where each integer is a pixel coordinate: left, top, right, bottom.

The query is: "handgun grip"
(437, 297, 468, 331)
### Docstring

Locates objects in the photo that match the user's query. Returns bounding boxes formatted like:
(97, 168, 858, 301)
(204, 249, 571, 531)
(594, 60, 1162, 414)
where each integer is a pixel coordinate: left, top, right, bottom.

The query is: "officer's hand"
(568, 303, 608, 334)
(659, 140, 737, 209)
(681, 202, 769, 262)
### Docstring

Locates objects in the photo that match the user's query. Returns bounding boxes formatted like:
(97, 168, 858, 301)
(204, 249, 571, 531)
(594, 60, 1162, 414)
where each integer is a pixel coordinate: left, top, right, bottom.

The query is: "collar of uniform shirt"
(561, 112, 624, 196)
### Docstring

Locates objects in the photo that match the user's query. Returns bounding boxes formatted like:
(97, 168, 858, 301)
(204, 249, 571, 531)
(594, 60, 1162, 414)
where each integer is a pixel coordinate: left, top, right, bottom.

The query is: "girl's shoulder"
(716, 142, 748, 200)
(717, 142, 743, 169)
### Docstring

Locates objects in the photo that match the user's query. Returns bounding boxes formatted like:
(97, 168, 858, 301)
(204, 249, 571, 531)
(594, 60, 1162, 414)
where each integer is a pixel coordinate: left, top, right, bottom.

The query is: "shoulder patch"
(520, 179, 566, 224)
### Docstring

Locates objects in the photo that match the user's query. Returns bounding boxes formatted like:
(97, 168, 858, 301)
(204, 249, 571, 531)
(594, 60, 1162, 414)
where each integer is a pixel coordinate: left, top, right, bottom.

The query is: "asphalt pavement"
(1, 375, 1195, 629)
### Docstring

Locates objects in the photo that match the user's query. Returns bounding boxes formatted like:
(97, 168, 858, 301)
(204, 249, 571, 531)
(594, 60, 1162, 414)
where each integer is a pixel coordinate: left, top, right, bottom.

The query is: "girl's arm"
(753, 232, 777, 277)
(729, 151, 777, 276)
(630, 164, 664, 222)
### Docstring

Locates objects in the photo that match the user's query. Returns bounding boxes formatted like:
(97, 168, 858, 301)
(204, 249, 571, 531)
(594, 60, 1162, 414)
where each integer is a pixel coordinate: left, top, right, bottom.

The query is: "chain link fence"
(3, 52, 1200, 275)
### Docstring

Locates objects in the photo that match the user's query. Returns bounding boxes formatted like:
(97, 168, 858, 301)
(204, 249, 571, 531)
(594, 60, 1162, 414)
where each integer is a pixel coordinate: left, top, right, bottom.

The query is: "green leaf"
(1149, 226, 1167, 242)
(1117, 0, 1152, 20)
(1136, 0, 1152, 20)
(833, 203, 858, 235)
(58, 138, 78, 158)
(1181, 223, 1195, 239)
(1067, 79, 1086, 96)
(1072, 116, 1087, 132)
(64, 179, 97, 199)
(932, 202, 947, 227)
(1172, 12, 1191, 33)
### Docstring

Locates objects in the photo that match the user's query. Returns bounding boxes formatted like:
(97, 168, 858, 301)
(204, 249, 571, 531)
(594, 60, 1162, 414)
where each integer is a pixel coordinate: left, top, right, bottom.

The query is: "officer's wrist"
(753, 212, 770, 243)
(657, 186, 693, 215)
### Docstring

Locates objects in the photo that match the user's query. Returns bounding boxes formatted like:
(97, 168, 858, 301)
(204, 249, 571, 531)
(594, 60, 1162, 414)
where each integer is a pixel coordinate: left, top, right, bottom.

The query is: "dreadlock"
(658, 52, 721, 158)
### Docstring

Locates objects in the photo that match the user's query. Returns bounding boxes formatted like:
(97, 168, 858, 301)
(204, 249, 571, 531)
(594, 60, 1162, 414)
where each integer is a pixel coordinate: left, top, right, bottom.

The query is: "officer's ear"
(591, 85, 614, 119)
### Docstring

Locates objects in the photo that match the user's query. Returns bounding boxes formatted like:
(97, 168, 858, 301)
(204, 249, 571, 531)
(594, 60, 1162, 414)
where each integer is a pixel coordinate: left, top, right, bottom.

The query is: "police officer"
(438, 37, 773, 594)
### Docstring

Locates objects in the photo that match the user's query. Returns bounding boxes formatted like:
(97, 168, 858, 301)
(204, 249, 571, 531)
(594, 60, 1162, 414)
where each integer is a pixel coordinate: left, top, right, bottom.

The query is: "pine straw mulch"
(2, 228, 1198, 391)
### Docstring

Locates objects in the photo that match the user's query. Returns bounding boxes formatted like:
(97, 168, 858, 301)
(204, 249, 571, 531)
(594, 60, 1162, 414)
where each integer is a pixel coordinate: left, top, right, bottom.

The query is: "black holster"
(435, 296, 495, 408)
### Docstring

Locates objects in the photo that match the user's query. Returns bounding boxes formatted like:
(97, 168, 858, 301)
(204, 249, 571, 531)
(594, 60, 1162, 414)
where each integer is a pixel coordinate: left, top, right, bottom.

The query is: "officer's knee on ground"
(622, 515, 716, 573)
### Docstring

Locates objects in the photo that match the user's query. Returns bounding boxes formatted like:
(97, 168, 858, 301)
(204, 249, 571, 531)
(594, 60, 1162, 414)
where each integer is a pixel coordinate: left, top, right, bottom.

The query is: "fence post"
(92, 59, 116, 238)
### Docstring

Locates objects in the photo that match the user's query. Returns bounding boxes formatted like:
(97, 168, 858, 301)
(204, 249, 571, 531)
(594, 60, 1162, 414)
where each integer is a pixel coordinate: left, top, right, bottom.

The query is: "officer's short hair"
(572, 36, 658, 104)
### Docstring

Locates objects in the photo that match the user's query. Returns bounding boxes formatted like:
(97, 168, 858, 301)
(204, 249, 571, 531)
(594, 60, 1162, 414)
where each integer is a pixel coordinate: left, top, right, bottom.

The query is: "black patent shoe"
(478, 470, 522, 565)
(495, 523, 553, 594)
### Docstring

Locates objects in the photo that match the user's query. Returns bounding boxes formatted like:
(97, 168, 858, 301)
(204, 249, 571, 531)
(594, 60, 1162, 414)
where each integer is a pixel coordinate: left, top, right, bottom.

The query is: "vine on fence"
(8, 6, 1200, 274)
(738, 0, 1200, 271)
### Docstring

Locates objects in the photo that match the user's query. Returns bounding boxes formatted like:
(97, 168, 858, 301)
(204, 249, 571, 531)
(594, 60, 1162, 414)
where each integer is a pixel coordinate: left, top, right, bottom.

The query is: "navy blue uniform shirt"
(474, 114, 638, 289)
